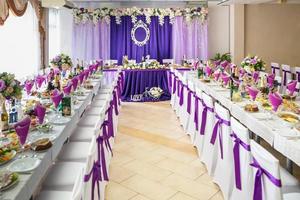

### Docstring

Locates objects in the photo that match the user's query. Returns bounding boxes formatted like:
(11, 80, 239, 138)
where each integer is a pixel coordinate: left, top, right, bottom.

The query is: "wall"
(208, 5, 230, 59)
(244, 4, 300, 70)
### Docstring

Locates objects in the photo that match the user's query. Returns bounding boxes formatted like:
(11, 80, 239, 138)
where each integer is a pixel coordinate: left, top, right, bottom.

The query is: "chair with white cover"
(178, 74, 189, 131)
(193, 88, 205, 157)
(274, 76, 283, 93)
(229, 117, 253, 200)
(282, 64, 292, 86)
(271, 62, 281, 77)
(211, 103, 233, 199)
(162, 59, 174, 65)
(199, 93, 215, 175)
(250, 140, 300, 200)
(174, 72, 184, 116)
(170, 67, 176, 107)
(294, 67, 300, 83)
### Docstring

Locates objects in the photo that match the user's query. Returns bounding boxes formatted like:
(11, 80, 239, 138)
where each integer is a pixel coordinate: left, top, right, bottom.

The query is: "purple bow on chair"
(177, 79, 181, 97)
(187, 88, 193, 114)
(179, 84, 187, 106)
(172, 76, 177, 94)
(84, 161, 101, 200)
(105, 103, 114, 138)
(210, 114, 230, 159)
(271, 65, 280, 75)
(169, 72, 174, 89)
(97, 121, 113, 182)
(230, 132, 251, 190)
(200, 100, 214, 135)
(250, 158, 282, 200)
(112, 90, 119, 116)
(115, 85, 121, 106)
(194, 95, 201, 131)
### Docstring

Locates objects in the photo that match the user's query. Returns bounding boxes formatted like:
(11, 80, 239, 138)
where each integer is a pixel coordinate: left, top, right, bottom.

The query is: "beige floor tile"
(122, 175, 177, 200)
(124, 160, 172, 182)
(130, 195, 152, 200)
(168, 192, 197, 200)
(109, 165, 136, 183)
(160, 174, 219, 200)
(195, 173, 220, 190)
(155, 158, 206, 180)
(105, 181, 137, 200)
(209, 191, 224, 200)
(110, 151, 135, 166)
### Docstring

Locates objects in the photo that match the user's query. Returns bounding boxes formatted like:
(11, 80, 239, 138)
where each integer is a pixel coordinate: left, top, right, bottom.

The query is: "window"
(0, 3, 40, 79)
(48, 8, 60, 63)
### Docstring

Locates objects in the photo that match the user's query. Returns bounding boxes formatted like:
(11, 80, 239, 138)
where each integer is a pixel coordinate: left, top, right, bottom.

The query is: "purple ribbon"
(172, 76, 177, 94)
(84, 161, 101, 200)
(177, 79, 181, 97)
(210, 114, 230, 159)
(250, 158, 282, 200)
(179, 84, 187, 106)
(194, 94, 200, 131)
(187, 88, 192, 114)
(112, 90, 119, 116)
(230, 132, 251, 190)
(169, 71, 174, 89)
(271, 65, 280, 75)
(282, 69, 292, 86)
(115, 85, 121, 106)
(97, 121, 113, 182)
(105, 104, 114, 137)
(200, 100, 214, 135)
(296, 71, 300, 83)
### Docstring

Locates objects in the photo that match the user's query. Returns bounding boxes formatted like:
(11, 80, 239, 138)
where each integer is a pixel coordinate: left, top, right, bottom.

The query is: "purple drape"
(172, 17, 208, 64)
(72, 20, 110, 62)
(110, 16, 172, 64)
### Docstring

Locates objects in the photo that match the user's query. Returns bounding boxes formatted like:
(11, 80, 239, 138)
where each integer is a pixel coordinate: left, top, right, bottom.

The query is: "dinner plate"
(8, 157, 41, 173)
(50, 116, 71, 125)
(0, 171, 19, 191)
(0, 150, 17, 166)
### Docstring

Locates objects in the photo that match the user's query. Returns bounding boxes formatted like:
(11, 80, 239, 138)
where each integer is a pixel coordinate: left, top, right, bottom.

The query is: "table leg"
(254, 134, 260, 144)
(286, 158, 293, 174)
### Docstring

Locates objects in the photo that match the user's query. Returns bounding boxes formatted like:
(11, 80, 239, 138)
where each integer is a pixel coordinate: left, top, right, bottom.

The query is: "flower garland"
(73, 7, 208, 26)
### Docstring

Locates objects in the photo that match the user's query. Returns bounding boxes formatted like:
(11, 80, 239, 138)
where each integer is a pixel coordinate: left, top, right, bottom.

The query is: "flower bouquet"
(148, 87, 163, 99)
(50, 53, 73, 71)
(0, 72, 22, 100)
(212, 53, 231, 67)
(241, 55, 265, 72)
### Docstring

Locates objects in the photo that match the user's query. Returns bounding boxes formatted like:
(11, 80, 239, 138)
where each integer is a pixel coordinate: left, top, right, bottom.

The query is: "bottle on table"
(1, 101, 9, 131)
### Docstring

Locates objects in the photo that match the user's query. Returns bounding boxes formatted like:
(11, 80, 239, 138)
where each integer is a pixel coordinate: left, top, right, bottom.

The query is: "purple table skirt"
(121, 69, 171, 102)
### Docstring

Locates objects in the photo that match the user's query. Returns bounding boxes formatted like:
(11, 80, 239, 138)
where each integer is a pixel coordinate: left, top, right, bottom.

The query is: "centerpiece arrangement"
(241, 55, 266, 72)
(50, 53, 73, 73)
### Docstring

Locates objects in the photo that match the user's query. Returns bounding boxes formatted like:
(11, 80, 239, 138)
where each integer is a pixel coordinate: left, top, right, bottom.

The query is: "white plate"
(51, 116, 71, 125)
(8, 158, 41, 173)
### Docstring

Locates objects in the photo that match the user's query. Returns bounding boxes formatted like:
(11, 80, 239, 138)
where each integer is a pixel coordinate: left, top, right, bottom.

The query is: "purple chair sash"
(179, 84, 187, 106)
(296, 71, 300, 83)
(169, 71, 174, 89)
(105, 104, 114, 137)
(250, 158, 282, 200)
(200, 100, 214, 135)
(112, 90, 119, 116)
(210, 114, 230, 159)
(282, 69, 292, 86)
(194, 95, 200, 131)
(115, 84, 121, 106)
(97, 121, 113, 182)
(187, 88, 193, 114)
(172, 76, 177, 94)
(177, 79, 181, 97)
(84, 161, 101, 200)
(271, 65, 280, 75)
(230, 132, 251, 190)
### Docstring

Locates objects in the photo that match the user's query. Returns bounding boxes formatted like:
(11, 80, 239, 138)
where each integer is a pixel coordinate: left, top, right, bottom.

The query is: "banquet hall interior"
(1, 0, 300, 200)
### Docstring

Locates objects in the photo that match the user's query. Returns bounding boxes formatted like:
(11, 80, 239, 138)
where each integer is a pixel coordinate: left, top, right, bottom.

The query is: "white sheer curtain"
(48, 8, 60, 63)
(0, 3, 40, 79)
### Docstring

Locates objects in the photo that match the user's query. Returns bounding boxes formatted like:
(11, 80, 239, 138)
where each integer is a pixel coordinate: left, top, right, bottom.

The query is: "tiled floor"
(105, 101, 223, 200)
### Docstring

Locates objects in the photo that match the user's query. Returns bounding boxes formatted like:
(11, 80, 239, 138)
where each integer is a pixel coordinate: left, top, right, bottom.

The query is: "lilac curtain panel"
(72, 20, 110, 62)
(172, 16, 208, 64)
(110, 16, 172, 64)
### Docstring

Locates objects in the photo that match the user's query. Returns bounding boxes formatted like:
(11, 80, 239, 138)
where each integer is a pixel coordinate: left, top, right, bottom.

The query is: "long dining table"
(185, 71, 300, 170)
(0, 78, 102, 200)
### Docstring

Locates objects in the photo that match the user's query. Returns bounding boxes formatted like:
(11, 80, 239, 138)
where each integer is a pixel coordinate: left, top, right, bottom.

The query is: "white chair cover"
(178, 75, 189, 131)
(282, 64, 292, 86)
(170, 68, 176, 107)
(174, 72, 183, 116)
(193, 88, 204, 158)
(186, 79, 196, 142)
(230, 117, 253, 200)
(271, 62, 281, 77)
(211, 103, 233, 199)
(199, 93, 216, 175)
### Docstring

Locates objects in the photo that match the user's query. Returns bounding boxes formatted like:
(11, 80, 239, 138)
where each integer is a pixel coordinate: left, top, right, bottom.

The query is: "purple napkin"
(63, 82, 73, 95)
(79, 72, 85, 84)
(213, 71, 220, 81)
(36, 75, 46, 88)
(205, 66, 212, 77)
(252, 71, 259, 83)
(35, 104, 46, 124)
(84, 69, 89, 80)
(287, 80, 297, 96)
(25, 80, 34, 95)
(221, 74, 230, 86)
(267, 74, 275, 87)
(268, 92, 283, 111)
(240, 68, 246, 78)
(71, 77, 79, 91)
(221, 61, 229, 69)
(51, 92, 63, 108)
(14, 117, 31, 145)
(52, 89, 59, 96)
(247, 86, 259, 101)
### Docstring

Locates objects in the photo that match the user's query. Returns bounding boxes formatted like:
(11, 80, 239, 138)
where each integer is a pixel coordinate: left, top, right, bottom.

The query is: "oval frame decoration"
(131, 20, 150, 47)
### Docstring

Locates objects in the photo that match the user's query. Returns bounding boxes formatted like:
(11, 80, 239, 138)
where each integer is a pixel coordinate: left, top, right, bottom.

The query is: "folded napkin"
(51, 92, 63, 108)
(287, 80, 297, 96)
(221, 61, 229, 68)
(71, 77, 79, 91)
(268, 92, 282, 111)
(205, 66, 212, 77)
(63, 82, 73, 95)
(25, 80, 34, 95)
(221, 74, 230, 86)
(14, 117, 31, 145)
(79, 72, 85, 84)
(36, 75, 46, 88)
(252, 71, 259, 83)
(213, 71, 221, 81)
(35, 103, 46, 124)
(246, 86, 259, 101)
(267, 74, 275, 87)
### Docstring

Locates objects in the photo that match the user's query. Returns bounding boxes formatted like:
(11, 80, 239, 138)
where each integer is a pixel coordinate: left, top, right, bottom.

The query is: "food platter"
(0, 171, 19, 191)
(278, 112, 299, 123)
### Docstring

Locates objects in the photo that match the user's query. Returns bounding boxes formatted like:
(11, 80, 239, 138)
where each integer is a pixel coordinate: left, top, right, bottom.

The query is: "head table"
(0, 78, 102, 200)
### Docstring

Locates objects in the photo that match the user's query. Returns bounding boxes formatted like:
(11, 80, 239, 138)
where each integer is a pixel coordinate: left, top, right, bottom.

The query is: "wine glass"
(51, 92, 63, 123)
(14, 117, 31, 152)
